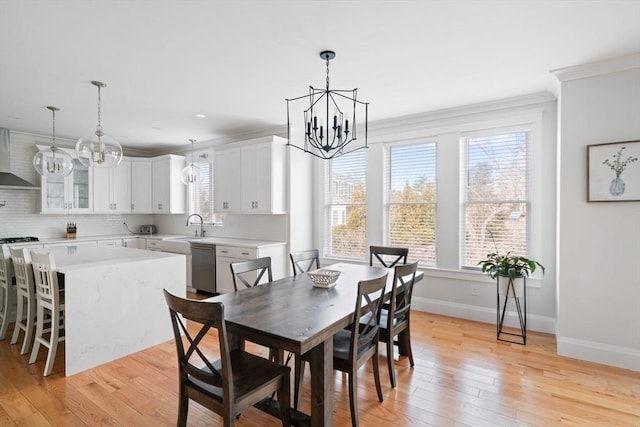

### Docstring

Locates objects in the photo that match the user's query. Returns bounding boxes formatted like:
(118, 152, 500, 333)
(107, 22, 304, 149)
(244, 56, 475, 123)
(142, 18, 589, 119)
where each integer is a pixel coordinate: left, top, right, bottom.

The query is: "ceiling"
(1, 1, 639, 153)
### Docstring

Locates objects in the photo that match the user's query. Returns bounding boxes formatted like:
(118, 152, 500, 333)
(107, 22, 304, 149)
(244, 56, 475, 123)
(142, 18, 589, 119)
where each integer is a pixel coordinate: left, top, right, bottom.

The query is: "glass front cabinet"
(40, 158, 93, 213)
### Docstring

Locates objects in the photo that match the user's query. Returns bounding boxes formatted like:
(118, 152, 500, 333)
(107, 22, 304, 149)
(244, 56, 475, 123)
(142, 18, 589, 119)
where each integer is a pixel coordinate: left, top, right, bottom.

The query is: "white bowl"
(308, 269, 341, 288)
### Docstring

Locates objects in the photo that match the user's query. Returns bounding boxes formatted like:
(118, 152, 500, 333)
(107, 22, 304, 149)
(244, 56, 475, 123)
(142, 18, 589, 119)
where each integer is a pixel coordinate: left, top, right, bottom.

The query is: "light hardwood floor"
(0, 304, 638, 426)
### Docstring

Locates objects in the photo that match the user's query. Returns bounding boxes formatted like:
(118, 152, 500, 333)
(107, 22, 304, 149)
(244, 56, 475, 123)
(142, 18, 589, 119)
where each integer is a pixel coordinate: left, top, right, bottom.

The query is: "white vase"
(498, 275, 525, 298)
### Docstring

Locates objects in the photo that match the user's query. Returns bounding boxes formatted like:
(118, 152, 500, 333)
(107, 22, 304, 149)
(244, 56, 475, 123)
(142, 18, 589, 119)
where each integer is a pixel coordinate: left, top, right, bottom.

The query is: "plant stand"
(497, 276, 526, 345)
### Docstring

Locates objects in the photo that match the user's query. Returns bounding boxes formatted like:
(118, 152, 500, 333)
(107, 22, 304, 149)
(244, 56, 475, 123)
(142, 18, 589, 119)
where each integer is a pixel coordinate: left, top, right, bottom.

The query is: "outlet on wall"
(471, 285, 479, 296)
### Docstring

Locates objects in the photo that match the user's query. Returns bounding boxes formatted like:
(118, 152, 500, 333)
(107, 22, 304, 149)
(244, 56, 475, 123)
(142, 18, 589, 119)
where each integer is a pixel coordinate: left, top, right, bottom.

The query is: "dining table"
(204, 262, 423, 427)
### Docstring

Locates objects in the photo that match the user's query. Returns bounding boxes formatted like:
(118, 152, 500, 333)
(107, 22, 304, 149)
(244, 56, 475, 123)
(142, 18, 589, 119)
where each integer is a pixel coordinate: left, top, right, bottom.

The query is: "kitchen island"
(34, 244, 185, 376)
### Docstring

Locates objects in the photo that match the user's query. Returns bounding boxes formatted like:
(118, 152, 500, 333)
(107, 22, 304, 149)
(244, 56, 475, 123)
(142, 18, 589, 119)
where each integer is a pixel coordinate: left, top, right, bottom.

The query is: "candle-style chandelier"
(286, 50, 368, 159)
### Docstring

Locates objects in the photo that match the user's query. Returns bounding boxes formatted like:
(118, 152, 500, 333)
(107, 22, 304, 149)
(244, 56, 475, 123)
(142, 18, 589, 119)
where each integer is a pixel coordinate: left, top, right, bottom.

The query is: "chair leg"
(386, 335, 396, 388)
(348, 371, 359, 427)
(29, 305, 44, 364)
(294, 355, 305, 410)
(399, 327, 415, 367)
(44, 308, 60, 376)
(20, 298, 35, 355)
(372, 351, 383, 403)
(177, 387, 188, 427)
(277, 373, 291, 427)
(10, 294, 25, 345)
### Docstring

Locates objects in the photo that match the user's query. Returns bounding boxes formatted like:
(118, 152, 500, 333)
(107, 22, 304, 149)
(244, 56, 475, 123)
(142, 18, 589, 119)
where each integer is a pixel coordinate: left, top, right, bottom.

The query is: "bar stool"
(10, 247, 37, 355)
(29, 251, 65, 376)
(0, 247, 16, 340)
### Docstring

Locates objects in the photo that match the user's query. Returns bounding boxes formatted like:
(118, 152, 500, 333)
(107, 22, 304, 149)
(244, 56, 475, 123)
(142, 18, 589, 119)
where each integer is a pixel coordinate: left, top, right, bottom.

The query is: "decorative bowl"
(307, 269, 341, 288)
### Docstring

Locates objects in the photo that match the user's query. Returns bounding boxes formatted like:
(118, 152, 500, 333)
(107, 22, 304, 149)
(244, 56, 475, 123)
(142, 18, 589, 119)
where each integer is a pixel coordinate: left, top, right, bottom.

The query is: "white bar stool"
(10, 247, 37, 355)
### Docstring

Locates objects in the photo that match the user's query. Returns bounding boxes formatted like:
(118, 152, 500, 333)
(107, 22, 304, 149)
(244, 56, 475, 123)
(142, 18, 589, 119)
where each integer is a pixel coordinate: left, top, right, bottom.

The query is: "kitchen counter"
(36, 244, 185, 376)
(168, 236, 286, 248)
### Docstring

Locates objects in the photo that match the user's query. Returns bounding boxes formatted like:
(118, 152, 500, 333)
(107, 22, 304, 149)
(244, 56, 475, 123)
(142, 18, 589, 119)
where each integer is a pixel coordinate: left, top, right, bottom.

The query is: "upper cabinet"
(93, 159, 131, 213)
(40, 158, 93, 213)
(152, 154, 186, 214)
(130, 158, 153, 213)
(213, 136, 287, 214)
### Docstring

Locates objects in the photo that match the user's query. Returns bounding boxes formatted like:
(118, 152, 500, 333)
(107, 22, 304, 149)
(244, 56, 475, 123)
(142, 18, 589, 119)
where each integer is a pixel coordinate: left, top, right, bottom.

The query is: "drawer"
(216, 245, 257, 259)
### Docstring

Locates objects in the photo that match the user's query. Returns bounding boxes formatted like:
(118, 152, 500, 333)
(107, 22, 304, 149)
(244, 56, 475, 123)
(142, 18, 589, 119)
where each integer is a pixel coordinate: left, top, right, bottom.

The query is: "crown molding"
(551, 52, 640, 83)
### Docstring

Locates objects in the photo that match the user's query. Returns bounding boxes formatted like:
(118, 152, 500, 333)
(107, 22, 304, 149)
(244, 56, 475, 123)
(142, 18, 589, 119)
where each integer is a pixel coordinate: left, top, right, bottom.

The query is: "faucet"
(186, 213, 205, 237)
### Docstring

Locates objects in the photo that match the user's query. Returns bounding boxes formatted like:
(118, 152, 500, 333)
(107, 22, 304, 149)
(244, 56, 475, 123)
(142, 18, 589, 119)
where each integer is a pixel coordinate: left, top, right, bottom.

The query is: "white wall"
(315, 93, 558, 334)
(554, 55, 640, 371)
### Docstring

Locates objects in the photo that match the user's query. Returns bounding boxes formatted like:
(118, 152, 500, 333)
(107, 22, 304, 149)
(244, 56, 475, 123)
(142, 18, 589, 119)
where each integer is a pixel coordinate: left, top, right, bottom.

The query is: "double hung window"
(324, 150, 367, 259)
(187, 160, 223, 224)
(462, 130, 530, 268)
(385, 142, 437, 265)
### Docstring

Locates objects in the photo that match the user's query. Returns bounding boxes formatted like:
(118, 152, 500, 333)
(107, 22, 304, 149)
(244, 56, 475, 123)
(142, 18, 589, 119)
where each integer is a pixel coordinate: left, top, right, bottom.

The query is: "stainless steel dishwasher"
(191, 243, 216, 294)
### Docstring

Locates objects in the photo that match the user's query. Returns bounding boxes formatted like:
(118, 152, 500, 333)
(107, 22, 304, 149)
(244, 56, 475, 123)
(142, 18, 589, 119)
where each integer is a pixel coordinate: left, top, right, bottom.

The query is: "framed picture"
(587, 140, 640, 202)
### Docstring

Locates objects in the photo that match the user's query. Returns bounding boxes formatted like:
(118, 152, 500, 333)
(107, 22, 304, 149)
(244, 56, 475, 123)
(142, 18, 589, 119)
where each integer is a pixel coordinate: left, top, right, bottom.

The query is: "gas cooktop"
(0, 236, 39, 244)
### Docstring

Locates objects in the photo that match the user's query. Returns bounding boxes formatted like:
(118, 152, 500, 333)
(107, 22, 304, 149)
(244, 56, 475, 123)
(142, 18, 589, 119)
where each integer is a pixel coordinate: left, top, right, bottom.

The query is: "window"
(187, 161, 223, 224)
(324, 150, 366, 259)
(462, 130, 529, 268)
(385, 142, 437, 265)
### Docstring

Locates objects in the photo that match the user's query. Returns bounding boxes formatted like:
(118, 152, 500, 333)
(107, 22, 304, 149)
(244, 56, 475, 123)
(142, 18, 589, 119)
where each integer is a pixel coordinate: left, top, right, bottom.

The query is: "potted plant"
(478, 251, 544, 298)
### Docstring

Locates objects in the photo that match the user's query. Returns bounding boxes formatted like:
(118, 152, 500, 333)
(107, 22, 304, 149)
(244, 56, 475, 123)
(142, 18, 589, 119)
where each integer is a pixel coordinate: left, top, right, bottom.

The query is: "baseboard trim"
(557, 336, 640, 372)
(412, 296, 556, 334)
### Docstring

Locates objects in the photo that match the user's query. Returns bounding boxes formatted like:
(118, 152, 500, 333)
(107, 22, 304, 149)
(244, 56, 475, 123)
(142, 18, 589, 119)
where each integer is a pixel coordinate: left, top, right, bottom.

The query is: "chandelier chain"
(326, 55, 330, 90)
(51, 108, 56, 147)
(96, 84, 103, 133)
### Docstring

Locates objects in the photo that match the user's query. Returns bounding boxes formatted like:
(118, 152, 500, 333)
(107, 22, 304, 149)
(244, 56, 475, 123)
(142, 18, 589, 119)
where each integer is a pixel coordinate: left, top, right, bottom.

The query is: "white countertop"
(36, 244, 182, 273)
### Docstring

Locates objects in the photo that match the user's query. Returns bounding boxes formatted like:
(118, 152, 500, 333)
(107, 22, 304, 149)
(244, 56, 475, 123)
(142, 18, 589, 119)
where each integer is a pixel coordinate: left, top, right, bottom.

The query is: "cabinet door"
(92, 167, 111, 212)
(111, 159, 131, 212)
(213, 147, 241, 213)
(215, 257, 236, 293)
(240, 145, 258, 211)
(131, 160, 153, 213)
(68, 159, 92, 212)
(41, 170, 67, 212)
(152, 157, 170, 212)
(254, 143, 274, 212)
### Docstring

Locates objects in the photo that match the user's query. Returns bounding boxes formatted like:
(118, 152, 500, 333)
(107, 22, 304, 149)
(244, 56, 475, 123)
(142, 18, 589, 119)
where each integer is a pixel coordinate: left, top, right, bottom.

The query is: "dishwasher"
(191, 243, 216, 294)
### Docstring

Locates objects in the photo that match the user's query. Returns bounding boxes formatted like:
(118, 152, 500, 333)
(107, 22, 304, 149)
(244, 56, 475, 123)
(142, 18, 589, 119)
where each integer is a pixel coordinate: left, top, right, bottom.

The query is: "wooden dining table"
(204, 262, 423, 427)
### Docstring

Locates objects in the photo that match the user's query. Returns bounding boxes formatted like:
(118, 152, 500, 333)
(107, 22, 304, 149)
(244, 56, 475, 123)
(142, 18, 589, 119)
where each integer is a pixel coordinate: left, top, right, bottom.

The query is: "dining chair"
(0, 247, 15, 340)
(377, 261, 419, 387)
(230, 256, 272, 291)
(29, 251, 65, 376)
(163, 289, 291, 427)
(9, 247, 37, 355)
(289, 249, 320, 275)
(369, 245, 409, 268)
(303, 273, 388, 427)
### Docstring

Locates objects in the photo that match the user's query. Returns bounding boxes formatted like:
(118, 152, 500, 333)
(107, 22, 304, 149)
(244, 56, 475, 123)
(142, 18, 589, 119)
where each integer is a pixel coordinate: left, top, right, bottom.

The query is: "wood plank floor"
(1, 305, 638, 426)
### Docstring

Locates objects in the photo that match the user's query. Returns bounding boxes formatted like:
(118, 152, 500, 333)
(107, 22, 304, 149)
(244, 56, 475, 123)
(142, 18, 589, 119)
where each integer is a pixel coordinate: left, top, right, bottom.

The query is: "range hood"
(0, 128, 39, 190)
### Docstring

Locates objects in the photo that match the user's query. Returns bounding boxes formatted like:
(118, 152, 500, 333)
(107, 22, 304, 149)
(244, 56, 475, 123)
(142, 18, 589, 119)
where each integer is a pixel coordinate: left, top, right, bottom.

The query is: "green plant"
(478, 251, 544, 280)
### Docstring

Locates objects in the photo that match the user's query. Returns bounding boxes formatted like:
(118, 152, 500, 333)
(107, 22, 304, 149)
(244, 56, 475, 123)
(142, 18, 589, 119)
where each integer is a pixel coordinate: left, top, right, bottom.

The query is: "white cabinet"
(213, 147, 241, 213)
(40, 158, 93, 213)
(213, 136, 286, 214)
(215, 243, 287, 294)
(93, 159, 131, 213)
(152, 155, 186, 214)
(130, 159, 153, 213)
(123, 237, 145, 249)
(97, 239, 123, 247)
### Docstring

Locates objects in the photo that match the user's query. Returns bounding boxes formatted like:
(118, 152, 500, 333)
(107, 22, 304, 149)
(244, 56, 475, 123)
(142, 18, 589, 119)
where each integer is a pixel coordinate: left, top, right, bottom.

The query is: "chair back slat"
(389, 261, 419, 325)
(289, 249, 320, 275)
(350, 274, 387, 363)
(9, 248, 33, 296)
(230, 257, 272, 291)
(30, 252, 60, 309)
(369, 246, 409, 268)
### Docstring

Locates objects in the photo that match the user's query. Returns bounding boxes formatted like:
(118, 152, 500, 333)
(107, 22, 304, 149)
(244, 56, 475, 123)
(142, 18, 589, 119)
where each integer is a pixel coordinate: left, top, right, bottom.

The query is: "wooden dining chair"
(163, 289, 291, 427)
(378, 261, 419, 387)
(0, 247, 15, 340)
(29, 251, 65, 376)
(303, 273, 388, 427)
(289, 249, 320, 275)
(369, 245, 409, 268)
(230, 257, 272, 291)
(9, 247, 37, 355)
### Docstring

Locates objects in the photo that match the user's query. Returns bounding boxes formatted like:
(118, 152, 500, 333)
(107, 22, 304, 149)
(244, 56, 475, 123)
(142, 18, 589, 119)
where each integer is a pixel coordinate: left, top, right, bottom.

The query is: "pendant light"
(75, 80, 123, 168)
(33, 106, 74, 176)
(181, 139, 199, 185)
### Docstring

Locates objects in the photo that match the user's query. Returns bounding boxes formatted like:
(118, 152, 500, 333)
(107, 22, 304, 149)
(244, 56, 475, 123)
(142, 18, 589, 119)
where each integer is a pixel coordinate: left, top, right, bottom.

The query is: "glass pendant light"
(181, 139, 199, 185)
(33, 106, 74, 176)
(75, 80, 123, 168)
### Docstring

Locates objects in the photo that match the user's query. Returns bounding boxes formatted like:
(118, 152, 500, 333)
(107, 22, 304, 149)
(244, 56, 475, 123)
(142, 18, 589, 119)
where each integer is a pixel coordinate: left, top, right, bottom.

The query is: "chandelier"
(286, 50, 368, 159)
(181, 139, 199, 184)
(75, 81, 123, 168)
(33, 106, 74, 176)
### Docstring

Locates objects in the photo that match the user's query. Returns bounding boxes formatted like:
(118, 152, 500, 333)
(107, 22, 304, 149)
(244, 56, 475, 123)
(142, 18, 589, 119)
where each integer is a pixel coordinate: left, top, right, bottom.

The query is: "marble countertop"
(38, 244, 182, 273)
